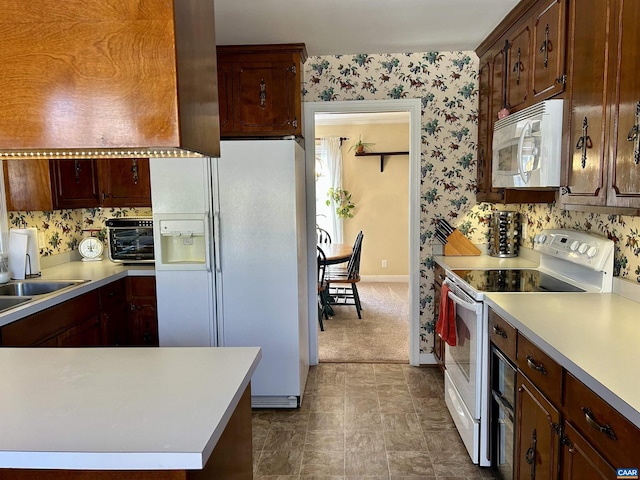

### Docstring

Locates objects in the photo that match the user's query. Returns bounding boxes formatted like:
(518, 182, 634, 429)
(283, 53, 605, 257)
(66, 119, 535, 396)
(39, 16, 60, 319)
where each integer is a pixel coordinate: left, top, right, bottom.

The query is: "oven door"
(443, 279, 483, 418)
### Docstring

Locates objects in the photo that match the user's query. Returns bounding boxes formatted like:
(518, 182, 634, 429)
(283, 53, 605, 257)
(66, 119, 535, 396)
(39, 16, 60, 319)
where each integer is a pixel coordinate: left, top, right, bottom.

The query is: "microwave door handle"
(517, 121, 532, 184)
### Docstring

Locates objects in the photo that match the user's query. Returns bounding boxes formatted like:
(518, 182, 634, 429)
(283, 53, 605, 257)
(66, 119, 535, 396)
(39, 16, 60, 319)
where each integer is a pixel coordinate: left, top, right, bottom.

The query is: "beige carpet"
(318, 282, 409, 363)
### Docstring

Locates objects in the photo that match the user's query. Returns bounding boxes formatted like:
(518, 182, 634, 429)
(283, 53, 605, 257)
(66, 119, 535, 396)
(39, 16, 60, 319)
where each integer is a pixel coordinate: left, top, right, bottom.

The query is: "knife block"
(444, 229, 481, 256)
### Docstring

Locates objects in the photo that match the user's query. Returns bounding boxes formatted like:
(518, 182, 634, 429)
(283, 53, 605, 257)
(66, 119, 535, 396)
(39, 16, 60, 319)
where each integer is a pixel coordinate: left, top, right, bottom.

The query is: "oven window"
(110, 228, 154, 260)
(449, 309, 472, 381)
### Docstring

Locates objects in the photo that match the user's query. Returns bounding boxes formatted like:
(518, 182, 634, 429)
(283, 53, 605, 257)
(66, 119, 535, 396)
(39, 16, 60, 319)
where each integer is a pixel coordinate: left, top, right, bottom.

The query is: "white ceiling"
(214, 0, 520, 56)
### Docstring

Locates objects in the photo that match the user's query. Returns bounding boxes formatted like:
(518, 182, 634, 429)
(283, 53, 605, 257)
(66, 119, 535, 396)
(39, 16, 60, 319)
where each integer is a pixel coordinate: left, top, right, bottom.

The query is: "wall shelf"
(355, 151, 409, 172)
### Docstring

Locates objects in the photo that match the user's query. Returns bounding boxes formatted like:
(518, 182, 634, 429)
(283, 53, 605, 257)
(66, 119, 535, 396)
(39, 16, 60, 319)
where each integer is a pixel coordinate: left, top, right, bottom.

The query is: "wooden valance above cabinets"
(217, 44, 307, 139)
(0, 0, 220, 158)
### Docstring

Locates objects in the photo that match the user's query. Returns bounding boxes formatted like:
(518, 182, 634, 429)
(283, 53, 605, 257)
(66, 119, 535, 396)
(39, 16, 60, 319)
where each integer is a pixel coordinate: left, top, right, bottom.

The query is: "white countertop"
(433, 252, 538, 271)
(0, 347, 261, 470)
(486, 293, 640, 429)
(0, 259, 154, 328)
(434, 253, 640, 429)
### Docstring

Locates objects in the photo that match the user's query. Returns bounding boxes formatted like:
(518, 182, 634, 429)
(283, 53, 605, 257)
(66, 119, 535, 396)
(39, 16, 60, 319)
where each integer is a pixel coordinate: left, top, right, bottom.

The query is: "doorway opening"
(304, 99, 422, 367)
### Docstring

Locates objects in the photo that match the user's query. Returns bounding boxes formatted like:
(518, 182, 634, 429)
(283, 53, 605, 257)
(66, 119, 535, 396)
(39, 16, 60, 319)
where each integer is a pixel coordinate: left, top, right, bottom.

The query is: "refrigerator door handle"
(213, 211, 222, 273)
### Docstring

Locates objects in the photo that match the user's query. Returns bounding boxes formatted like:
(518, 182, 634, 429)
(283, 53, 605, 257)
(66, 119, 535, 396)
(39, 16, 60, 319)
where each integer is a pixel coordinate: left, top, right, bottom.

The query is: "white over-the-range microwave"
(492, 99, 563, 189)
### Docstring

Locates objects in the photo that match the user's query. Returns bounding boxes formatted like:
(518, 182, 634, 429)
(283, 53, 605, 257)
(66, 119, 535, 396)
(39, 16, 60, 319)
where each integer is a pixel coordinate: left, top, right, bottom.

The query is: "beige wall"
(316, 122, 410, 276)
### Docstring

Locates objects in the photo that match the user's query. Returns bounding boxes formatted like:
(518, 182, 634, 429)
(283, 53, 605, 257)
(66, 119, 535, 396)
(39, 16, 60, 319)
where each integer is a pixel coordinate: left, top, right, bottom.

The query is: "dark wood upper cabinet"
(561, 0, 640, 212)
(506, 21, 532, 111)
(51, 159, 100, 209)
(474, 0, 562, 204)
(561, 0, 612, 207)
(531, 0, 567, 100)
(0, 0, 219, 157)
(98, 159, 151, 208)
(3, 159, 54, 211)
(5, 158, 150, 211)
(606, 0, 640, 209)
(217, 44, 307, 138)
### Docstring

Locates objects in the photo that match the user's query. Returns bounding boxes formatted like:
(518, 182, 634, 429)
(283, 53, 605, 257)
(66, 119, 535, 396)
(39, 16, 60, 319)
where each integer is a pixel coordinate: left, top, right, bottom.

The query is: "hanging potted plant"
(347, 135, 375, 155)
(326, 187, 356, 219)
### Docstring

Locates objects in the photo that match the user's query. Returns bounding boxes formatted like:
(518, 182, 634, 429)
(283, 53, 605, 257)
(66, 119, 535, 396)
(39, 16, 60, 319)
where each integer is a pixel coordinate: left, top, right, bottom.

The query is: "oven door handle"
(447, 290, 482, 314)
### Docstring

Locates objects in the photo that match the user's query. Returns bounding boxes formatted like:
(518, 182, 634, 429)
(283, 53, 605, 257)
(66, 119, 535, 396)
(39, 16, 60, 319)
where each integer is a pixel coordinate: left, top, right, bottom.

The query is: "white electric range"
(439, 229, 615, 467)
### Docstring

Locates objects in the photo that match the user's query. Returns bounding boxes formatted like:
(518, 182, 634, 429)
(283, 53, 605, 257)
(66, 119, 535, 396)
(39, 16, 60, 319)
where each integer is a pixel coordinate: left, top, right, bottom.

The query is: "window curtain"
(321, 136, 344, 243)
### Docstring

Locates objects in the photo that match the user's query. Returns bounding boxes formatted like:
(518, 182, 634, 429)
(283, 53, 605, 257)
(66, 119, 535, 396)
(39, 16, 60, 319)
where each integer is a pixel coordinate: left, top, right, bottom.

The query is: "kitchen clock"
(78, 236, 104, 262)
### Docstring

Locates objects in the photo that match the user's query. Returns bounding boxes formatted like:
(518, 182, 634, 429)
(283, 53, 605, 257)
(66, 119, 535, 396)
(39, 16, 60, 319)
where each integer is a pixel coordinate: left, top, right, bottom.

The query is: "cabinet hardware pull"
(512, 47, 524, 85)
(627, 101, 640, 165)
(526, 355, 547, 375)
(581, 407, 617, 440)
(575, 117, 593, 168)
(539, 24, 552, 68)
(259, 78, 267, 109)
(74, 160, 82, 183)
(525, 428, 537, 479)
(561, 434, 576, 454)
(492, 324, 507, 338)
(131, 159, 139, 185)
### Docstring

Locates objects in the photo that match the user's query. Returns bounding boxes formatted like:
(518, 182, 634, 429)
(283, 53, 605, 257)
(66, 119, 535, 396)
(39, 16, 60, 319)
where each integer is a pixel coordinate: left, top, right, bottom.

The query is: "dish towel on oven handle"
(436, 282, 457, 346)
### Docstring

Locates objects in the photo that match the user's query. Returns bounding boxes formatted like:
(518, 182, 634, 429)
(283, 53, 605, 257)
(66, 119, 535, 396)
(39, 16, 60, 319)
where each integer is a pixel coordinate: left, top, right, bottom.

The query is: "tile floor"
(252, 363, 496, 479)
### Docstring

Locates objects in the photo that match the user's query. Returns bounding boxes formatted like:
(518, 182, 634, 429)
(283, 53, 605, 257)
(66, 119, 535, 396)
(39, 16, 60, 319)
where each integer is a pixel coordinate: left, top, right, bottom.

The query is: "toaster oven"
(105, 218, 154, 263)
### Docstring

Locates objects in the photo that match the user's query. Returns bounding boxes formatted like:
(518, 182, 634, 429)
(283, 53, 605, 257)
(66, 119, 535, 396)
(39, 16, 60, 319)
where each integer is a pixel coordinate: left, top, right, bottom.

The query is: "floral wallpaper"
(304, 51, 480, 354)
(8, 207, 152, 256)
(304, 51, 640, 357)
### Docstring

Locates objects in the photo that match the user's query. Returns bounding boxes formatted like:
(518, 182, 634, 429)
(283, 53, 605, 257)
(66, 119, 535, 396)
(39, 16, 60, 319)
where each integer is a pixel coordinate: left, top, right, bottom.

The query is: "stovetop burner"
(451, 269, 585, 293)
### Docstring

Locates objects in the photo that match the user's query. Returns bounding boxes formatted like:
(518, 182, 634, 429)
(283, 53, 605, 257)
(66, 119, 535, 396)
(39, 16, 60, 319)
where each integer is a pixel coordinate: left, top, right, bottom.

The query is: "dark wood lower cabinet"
(561, 422, 616, 480)
(0, 291, 100, 347)
(127, 276, 159, 347)
(57, 315, 102, 347)
(514, 373, 560, 480)
(0, 278, 158, 349)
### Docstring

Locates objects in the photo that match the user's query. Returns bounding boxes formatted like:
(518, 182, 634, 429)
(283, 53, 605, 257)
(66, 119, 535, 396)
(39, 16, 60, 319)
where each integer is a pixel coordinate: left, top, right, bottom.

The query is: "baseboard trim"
(419, 353, 437, 365)
(360, 275, 409, 283)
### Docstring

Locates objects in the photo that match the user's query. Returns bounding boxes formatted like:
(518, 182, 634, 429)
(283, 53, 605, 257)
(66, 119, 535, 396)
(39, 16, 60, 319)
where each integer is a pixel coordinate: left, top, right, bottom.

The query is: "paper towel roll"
(8, 230, 28, 280)
(9, 228, 40, 277)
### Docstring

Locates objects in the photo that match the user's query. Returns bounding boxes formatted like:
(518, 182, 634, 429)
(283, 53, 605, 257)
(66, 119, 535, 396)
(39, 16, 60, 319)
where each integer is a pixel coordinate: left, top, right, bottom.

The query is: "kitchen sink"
(0, 297, 32, 313)
(0, 281, 85, 297)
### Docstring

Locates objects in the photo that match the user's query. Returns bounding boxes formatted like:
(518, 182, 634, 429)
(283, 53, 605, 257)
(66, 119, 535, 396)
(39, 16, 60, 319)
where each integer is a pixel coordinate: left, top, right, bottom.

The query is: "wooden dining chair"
(325, 231, 363, 319)
(316, 227, 332, 244)
(317, 246, 330, 331)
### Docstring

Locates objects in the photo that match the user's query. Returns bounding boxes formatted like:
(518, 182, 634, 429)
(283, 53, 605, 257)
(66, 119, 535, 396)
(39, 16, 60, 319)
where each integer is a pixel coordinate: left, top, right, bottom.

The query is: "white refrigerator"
(149, 139, 309, 408)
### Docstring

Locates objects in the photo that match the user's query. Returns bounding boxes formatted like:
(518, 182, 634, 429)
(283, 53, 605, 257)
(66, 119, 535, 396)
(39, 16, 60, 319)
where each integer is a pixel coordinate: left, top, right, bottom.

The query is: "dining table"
(318, 242, 352, 265)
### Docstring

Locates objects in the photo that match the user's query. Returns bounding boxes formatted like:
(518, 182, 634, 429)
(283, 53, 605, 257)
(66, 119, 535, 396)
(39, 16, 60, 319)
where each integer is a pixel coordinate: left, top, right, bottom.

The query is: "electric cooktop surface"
(451, 269, 585, 293)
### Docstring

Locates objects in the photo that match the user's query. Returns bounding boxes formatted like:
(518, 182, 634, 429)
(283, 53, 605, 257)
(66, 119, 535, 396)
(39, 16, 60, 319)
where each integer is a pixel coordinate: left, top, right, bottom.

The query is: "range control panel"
(533, 229, 614, 273)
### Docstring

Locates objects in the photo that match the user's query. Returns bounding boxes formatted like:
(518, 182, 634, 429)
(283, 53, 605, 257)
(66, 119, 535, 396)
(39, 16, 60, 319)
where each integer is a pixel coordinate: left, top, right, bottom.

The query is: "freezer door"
(156, 270, 216, 346)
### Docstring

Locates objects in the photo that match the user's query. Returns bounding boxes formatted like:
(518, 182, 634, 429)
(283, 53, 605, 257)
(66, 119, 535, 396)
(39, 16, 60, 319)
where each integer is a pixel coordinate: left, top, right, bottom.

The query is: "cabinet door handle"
(259, 78, 266, 108)
(626, 101, 640, 165)
(575, 116, 593, 168)
(526, 355, 547, 375)
(131, 159, 139, 185)
(561, 434, 577, 454)
(581, 407, 617, 440)
(512, 47, 524, 85)
(539, 24, 552, 68)
(525, 429, 537, 479)
(492, 324, 507, 338)
(74, 160, 82, 183)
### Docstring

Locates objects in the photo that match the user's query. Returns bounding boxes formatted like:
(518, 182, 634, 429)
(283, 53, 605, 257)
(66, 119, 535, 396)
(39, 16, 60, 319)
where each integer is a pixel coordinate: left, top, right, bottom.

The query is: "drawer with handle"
(516, 333, 562, 407)
(564, 372, 640, 467)
(488, 307, 517, 362)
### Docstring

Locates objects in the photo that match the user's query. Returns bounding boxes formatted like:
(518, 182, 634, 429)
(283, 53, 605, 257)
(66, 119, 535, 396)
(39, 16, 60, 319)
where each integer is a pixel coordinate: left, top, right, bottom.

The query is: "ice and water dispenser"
(155, 216, 208, 269)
